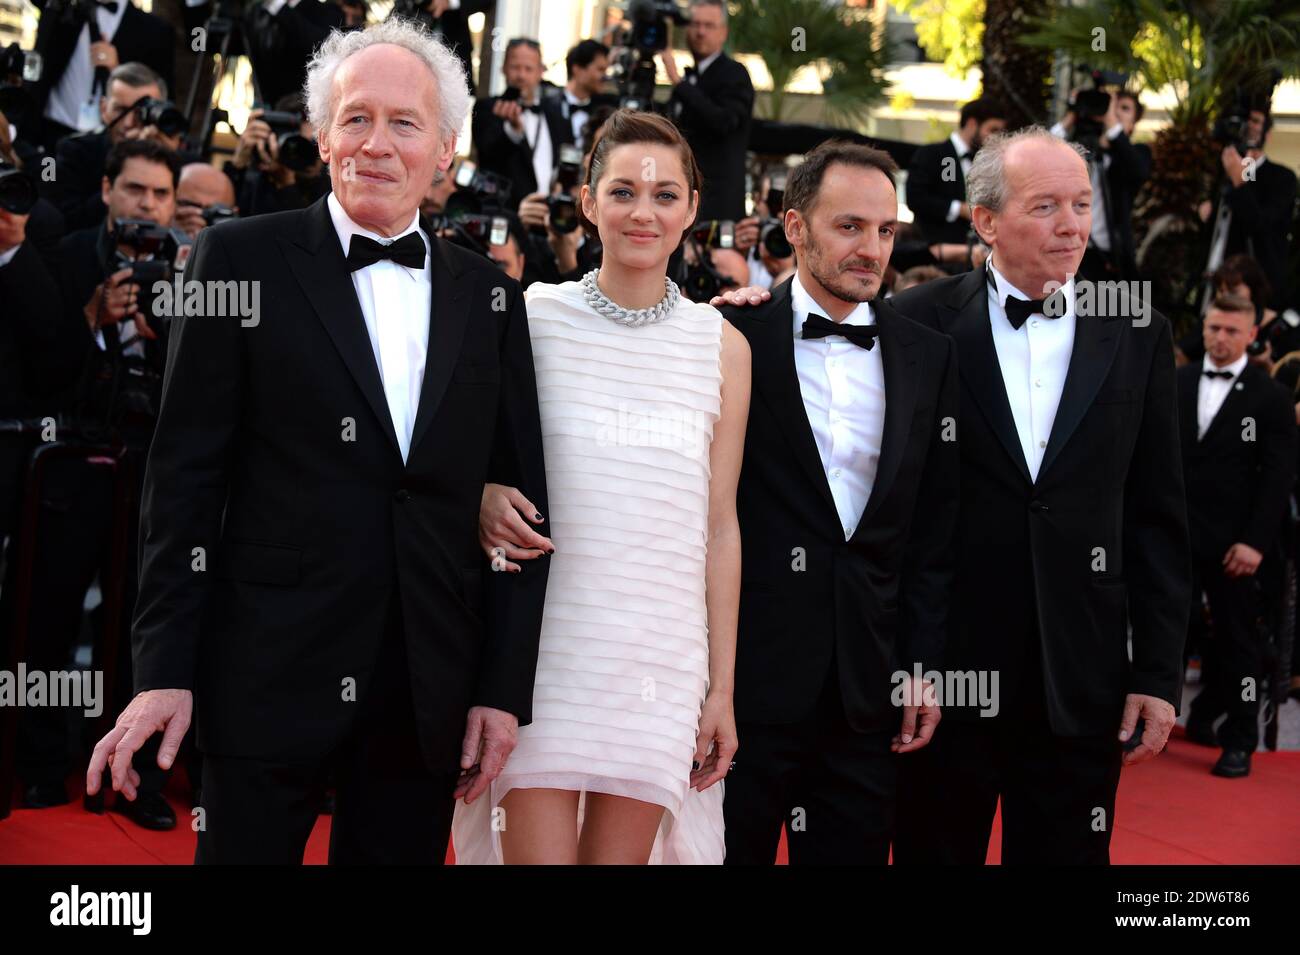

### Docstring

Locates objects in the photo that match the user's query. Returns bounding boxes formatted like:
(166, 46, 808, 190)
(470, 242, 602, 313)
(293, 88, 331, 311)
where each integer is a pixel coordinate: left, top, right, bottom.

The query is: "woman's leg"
(499, 788, 581, 864)
(578, 793, 666, 865)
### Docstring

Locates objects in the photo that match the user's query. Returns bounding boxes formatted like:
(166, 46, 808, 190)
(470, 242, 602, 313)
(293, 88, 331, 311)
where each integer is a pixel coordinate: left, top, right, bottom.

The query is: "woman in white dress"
(451, 109, 751, 864)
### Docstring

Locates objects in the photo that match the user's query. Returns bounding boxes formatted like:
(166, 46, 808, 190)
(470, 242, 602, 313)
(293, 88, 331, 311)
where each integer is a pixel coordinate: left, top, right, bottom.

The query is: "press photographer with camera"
(1051, 82, 1151, 281)
(13, 137, 186, 827)
(1198, 102, 1297, 313)
(223, 94, 327, 217)
(240, 0, 344, 107)
(45, 62, 186, 232)
(559, 39, 616, 152)
(661, 0, 753, 221)
(173, 161, 237, 240)
(31, 0, 175, 153)
(470, 37, 568, 212)
(389, 0, 491, 93)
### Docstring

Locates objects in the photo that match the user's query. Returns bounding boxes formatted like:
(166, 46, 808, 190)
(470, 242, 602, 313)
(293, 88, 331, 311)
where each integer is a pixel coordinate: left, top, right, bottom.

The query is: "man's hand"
(957, 201, 972, 221)
(174, 202, 208, 241)
(87, 689, 193, 800)
(84, 267, 158, 341)
(424, 0, 450, 15)
(709, 285, 771, 308)
(733, 215, 760, 254)
(659, 47, 681, 85)
(1223, 542, 1263, 578)
(1117, 693, 1175, 766)
(1221, 145, 1248, 188)
(891, 676, 941, 753)
(492, 98, 525, 131)
(480, 482, 552, 571)
(232, 110, 271, 170)
(90, 40, 119, 72)
(0, 208, 28, 255)
(454, 706, 518, 804)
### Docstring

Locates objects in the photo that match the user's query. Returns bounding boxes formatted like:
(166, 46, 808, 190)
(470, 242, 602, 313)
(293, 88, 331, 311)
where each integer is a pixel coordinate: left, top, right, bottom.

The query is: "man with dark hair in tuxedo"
(717, 140, 958, 864)
(905, 96, 1006, 246)
(557, 39, 615, 152)
(1180, 295, 1296, 778)
(661, 0, 754, 221)
(31, 0, 176, 152)
(471, 38, 569, 211)
(84, 21, 550, 863)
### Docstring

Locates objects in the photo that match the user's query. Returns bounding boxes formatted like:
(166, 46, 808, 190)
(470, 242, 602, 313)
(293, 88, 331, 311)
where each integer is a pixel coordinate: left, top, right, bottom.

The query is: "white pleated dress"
(451, 279, 726, 864)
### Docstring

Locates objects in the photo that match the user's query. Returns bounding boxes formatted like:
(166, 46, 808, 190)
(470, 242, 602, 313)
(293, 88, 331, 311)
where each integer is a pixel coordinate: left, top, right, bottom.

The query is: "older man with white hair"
(86, 19, 551, 864)
(887, 127, 1190, 864)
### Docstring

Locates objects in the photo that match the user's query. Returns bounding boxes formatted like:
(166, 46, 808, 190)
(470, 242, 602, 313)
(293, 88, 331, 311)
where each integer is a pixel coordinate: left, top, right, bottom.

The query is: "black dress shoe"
(114, 791, 177, 831)
(1211, 749, 1252, 778)
(20, 781, 69, 809)
(1183, 720, 1219, 747)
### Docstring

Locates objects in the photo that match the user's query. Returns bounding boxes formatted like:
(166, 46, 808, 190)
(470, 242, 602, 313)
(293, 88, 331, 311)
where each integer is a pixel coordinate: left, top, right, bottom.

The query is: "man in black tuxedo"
(661, 0, 754, 222)
(471, 38, 569, 210)
(906, 97, 1005, 246)
(555, 39, 617, 153)
(888, 128, 1191, 864)
(1200, 108, 1298, 312)
(31, 0, 175, 153)
(1180, 296, 1296, 778)
(718, 141, 957, 864)
(1051, 89, 1150, 281)
(242, 0, 345, 107)
(85, 22, 550, 864)
(397, 0, 492, 94)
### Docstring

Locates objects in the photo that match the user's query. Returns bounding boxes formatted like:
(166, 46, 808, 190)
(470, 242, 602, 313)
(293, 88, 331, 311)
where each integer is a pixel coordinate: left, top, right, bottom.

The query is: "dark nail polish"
(692, 760, 700, 771)
(534, 513, 543, 521)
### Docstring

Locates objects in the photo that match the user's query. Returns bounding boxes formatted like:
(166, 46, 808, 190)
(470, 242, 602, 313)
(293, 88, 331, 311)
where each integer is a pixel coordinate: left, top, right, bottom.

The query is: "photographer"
(662, 0, 753, 221)
(45, 62, 185, 232)
(389, 0, 492, 93)
(1199, 104, 1297, 312)
(905, 96, 1005, 245)
(173, 161, 237, 240)
(241, 0, 343, 107)
(31, 0, 175, 152)
(558, 39, 616, 151)
(471, 38, 568, 211)
(223, 95, 327, 217)
(14, 138, 184, 827)
(1051, 86, 1151, 280)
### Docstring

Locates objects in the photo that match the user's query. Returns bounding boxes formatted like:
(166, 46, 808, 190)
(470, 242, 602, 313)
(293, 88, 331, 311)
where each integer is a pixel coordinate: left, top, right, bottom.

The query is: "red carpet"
(2, 733, 1298, 864)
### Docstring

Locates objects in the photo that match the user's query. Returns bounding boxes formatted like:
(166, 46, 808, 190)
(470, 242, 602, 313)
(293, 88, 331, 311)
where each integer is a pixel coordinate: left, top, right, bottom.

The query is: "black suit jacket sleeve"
(1224, 167, 1296, 238)
(476, 287, 550, 722)
(670, 63, 753, 136)
(906, 143, 961, 226)
(1105, 131, 1150, 192)
(472, 99, 527, 170)
(1123, 319, 1192, 706)
(132, 225, 245, 692)
(898, 333, 960, 673)
(49, 135, 108, 233)
(1242, 380, 1298, 554)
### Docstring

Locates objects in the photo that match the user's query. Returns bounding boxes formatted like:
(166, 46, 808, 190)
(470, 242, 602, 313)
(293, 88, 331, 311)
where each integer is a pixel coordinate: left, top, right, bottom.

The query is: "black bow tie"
(801, 313, 879, 350)
(346, 232, 425, 272)
(1003, 290, 1068, 330)
(94, 0, 121, 10)
(1203, 369, 1235, 380)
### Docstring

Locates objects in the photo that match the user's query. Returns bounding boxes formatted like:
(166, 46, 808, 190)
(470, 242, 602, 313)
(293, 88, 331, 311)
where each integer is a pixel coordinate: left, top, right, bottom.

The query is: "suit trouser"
(1187, 554, 1261, 752)
(892, 669, 1123, 865)
(195, 603, 458, 865)
(723, 658, 897, 865)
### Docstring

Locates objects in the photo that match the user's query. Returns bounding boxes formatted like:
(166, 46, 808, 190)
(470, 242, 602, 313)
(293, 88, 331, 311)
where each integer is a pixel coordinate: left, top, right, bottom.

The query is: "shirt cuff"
(1049, 121, 1067, 139)
(448, 0, 461, 8)
(1106, 123, 1124, 140)
(503, 122, 524, 143)
(263, 0, 287, 14)
(0, 244, 19, 268)
(946, 199, 961, 222)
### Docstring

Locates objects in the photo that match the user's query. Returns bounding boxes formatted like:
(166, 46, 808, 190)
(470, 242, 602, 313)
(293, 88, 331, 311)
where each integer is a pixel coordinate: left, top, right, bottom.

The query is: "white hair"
(965, 126, 1089, 212)
(304, 19, 471, 145)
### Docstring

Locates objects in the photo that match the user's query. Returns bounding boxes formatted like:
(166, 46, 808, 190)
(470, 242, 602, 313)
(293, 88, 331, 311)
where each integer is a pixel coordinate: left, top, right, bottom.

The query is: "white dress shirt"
(327, 193, 431, 462)
(791, 274, 886, 539)
(1197, 353, 1248, 440)
(689, 50, 722, 83)
(945, 132, 975, 223)
(986, 256, 1076, 481)
(1049, 120, 1123, 251)
(503, 91, 554, 194)
(45, 0, 129, 132)
(563, 88, 591, 149)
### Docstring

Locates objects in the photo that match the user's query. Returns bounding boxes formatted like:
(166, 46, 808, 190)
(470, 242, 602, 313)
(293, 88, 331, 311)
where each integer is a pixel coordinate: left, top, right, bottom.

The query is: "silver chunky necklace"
(581, 268, 680, 327)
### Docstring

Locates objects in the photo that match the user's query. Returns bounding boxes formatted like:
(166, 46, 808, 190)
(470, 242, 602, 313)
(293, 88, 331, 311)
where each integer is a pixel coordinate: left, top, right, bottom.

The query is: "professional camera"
(259, 108, 317, 173)
(546, 143, 584, 236)
(109, 218, 193, 335)
(690, 219, 735, 250)
(0, 162, 37, 215)
(1212, 92, 1262, 157)
(759, 170, 791, 259)
(427, 209, 511, 259)
(610, 0, 689, 110)
(448, 159, 513, 214)
(201, 203, 238, 225)
(1067, 67, 1128, 156)
(0, 43, 42, 133)
(131, 97, 189, 137)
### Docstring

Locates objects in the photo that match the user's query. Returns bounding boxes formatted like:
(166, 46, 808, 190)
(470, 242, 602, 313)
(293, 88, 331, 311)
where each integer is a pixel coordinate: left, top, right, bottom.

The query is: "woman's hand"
(479, 483, 553, 572)
(690, 692, 737, 791)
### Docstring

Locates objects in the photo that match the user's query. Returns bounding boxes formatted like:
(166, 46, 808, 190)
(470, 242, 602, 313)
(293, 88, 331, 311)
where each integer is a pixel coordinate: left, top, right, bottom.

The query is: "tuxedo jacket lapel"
(752, 280, 839, 523)
(1179, 365, 1200, 453)
(281, 197, 402, 459)
(1200, 374, 1250, 448)
(937, 265, 1032, 485)
(856, 300, 919, 528)
(1039, 296, 1124, 480)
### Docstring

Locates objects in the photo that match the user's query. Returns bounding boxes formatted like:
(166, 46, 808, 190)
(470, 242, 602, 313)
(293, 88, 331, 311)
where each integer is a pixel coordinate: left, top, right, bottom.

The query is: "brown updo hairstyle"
(576, 108, 704, 246)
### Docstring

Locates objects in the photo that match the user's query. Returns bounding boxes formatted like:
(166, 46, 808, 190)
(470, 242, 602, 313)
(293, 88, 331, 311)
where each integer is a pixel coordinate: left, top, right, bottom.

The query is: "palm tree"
(1023, 0, 1300, 321)
(982, 0, 1053, 129)
(727, 0, 891, 128)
